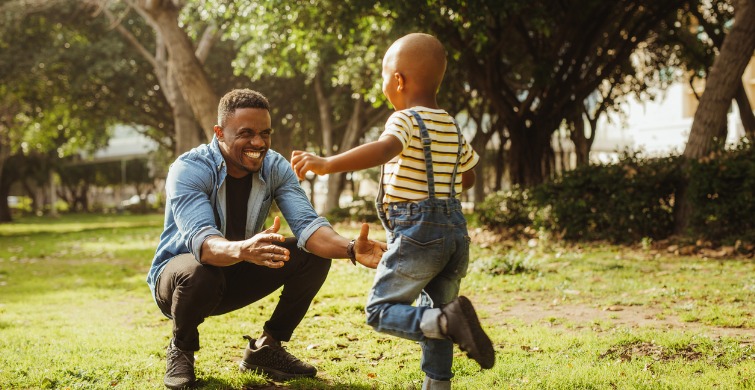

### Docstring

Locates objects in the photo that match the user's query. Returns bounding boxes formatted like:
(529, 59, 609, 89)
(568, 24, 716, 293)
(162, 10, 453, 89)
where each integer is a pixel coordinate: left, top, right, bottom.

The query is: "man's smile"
(244, 150, 263, 159)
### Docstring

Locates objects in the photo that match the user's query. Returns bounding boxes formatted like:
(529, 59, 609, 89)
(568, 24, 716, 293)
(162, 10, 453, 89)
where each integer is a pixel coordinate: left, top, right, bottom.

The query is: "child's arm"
(291, 135, 403, 180)
(462, 169, 476, 190)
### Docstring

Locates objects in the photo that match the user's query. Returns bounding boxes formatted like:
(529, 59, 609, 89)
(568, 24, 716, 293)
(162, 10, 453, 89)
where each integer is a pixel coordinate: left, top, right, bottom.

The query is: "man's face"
(215, 107, 272, 178)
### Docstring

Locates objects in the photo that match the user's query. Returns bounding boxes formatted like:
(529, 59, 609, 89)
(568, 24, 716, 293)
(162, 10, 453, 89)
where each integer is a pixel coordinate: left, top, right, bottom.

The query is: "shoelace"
(267, 346, 300, 365)
(167, 347, 194, 376)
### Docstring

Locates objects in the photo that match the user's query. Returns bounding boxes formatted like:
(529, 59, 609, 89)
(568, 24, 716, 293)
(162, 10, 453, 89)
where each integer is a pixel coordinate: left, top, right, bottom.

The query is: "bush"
(530, 152, 681, 243)
(476, 185, 533, 229)
(687, 142, 755, 243)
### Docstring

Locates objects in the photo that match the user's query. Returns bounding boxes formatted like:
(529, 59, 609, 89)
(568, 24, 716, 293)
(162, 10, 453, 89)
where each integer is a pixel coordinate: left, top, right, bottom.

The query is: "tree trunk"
(109, 8, 207, 154)
(0, 131, 11, 222)
(470, 123, 495, 203)
(314, 72, 334, 156)
(313, 71, 335, 213)
(472, 147, 487, 204)
(571, 105, 600, 168)
(682, 4, 755, 159)
(173, 99, 202, 154)
(508, 120, 553, 187)
(493, 127, 506, 192)
(0, 179, 10, 223)
(135, 0, 218, 136)
(674, 0, 755, 234)
(570, 112, 589, 167)
(314, 72, 342, 213)
(735, 82, 755, 141)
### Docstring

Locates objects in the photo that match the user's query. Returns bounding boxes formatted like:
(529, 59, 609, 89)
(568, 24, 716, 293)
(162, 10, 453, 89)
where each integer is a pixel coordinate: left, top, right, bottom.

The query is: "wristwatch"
(346, 239, 357, 266)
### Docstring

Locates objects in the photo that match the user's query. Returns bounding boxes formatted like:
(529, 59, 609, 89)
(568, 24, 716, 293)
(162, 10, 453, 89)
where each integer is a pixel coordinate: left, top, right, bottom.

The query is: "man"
(147, 88, 386, 389)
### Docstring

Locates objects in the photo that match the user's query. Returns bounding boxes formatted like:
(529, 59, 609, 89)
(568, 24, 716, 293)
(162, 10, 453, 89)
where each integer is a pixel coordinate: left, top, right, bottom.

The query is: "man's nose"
(249, 134, 266, 146)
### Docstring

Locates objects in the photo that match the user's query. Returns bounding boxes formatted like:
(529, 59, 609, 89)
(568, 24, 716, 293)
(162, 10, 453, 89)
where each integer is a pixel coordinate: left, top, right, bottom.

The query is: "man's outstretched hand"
(240, 216, 289, 268)
(354, 223, 387, 269)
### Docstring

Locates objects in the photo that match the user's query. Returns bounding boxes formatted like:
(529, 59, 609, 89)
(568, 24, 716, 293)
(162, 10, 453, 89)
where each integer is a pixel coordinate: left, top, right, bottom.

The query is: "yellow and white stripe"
(380, 107, 479, 202)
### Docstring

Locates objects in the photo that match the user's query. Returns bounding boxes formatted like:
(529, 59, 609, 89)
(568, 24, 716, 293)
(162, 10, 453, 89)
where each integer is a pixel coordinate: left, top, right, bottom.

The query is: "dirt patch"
(483, 300, 754, 341)
(599, 341, 703, 362)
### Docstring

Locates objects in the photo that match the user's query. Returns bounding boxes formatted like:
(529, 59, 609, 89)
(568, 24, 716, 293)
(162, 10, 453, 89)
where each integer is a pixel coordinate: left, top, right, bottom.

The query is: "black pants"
(155, 237, 331, 351)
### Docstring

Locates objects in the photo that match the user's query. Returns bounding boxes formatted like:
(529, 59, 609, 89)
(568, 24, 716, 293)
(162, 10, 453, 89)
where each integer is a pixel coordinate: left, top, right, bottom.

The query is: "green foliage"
(470, 249, 539, 276)
(687, 142, 755, 243)
(532, 153, 682, 243)
(474, 153, 682, 243)
(476, 185, 533, 229)
(476, 143, 755, 245)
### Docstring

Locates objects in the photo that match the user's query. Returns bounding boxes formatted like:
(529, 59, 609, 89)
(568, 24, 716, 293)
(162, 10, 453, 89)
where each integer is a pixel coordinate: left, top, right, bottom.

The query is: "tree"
(101, 0, 232, 154)
(686, 0, 755, 140)
(674, 0, 755, 234)
(387, 0, 687, 187)
(125, 0, 220, 136)
(229, 0, 393, 212)
(0, 3, 162, 221)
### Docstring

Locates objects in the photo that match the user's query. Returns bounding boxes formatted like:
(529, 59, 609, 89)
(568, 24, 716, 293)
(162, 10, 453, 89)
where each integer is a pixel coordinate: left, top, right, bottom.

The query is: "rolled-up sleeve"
(270, 156, 332, 250)
(165, 157, 223, 262)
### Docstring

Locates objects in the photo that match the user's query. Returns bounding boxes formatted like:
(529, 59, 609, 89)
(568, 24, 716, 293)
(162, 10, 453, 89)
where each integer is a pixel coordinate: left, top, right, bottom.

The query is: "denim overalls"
(365, 110, 470, 381)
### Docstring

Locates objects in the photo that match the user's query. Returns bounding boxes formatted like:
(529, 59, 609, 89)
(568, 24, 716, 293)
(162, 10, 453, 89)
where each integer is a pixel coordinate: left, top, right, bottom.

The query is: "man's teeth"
(245, 151, 262, 159)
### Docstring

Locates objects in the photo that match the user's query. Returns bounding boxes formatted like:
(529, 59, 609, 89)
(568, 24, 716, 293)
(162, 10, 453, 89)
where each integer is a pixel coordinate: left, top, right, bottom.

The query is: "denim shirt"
(146, 135, 330, 298)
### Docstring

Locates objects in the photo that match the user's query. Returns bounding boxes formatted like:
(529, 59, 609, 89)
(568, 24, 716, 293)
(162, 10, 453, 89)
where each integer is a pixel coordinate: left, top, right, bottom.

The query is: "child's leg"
(418, 292, 455, 383)
(423, 376, 452, 390)
(365, 232, 452, 341)
(365, 259, 437, 341)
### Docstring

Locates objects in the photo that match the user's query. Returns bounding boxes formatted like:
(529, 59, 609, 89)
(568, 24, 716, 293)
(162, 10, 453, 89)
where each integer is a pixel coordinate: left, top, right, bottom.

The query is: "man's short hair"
(217, 89, 270, 127)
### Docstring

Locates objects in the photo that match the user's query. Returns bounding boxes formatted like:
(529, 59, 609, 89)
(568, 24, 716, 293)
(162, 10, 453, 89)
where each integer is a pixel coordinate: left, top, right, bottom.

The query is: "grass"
(0, 213, 753, 389)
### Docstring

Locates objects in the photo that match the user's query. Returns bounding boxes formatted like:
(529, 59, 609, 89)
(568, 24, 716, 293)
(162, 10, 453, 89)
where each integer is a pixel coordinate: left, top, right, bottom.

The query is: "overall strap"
(449, 121, 463, 198)
(408, 110, 436, 199)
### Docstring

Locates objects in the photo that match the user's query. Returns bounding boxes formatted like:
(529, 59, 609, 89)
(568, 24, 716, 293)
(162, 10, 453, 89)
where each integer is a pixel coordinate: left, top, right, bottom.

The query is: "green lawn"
(0, 214, 753, 389)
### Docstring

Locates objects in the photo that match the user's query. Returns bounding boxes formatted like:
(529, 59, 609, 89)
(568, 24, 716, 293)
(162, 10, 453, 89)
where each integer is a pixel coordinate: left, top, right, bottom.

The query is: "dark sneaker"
(164, 339, 196, 389)
(239, 335, 317, 380)
(441, 296, 495, 369)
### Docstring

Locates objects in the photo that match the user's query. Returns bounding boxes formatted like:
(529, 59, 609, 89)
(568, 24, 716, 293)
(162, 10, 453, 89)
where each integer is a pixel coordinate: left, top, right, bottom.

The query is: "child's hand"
(291, 150, 329, 180)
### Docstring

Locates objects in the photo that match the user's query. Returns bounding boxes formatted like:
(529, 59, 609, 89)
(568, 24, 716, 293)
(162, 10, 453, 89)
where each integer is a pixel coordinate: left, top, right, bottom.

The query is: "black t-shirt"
(225, 174, 253, 241)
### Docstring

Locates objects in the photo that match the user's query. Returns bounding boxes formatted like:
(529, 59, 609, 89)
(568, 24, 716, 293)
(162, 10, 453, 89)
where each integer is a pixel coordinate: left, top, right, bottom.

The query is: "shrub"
(476, 185, 533, 229)
(470, 249, 539, 275)
(686, 142, 755, 243)
(530, 152, 681, 243)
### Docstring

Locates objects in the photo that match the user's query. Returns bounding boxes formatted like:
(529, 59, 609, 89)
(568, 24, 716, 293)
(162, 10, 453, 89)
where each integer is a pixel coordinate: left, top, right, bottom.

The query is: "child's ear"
(394, 72, 405, 91)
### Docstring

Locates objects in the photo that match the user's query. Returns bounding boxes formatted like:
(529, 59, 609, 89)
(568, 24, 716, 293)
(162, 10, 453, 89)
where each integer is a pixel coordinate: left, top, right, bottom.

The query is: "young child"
(291, 33, 494, 389)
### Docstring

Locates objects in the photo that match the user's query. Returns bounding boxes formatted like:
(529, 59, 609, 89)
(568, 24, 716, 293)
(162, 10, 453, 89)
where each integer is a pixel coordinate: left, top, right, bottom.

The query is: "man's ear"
(213, 125, 224, 140)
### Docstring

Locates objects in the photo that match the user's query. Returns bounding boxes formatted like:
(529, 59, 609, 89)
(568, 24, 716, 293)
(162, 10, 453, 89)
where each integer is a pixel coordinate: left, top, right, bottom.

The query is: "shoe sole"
(164, 379, 197, 390)
(455, 296, 496, 369)
(239, 360, 316, 381)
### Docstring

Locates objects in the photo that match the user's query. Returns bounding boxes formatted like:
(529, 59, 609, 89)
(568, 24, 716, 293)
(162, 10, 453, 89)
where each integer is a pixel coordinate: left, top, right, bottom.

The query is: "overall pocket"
(389, 233, 446, 280)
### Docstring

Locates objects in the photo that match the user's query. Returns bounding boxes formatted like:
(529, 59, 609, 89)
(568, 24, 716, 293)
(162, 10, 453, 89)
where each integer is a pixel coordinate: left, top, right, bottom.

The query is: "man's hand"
(291, 150, 329, 180)
(354, 223, 387, 269)
(239, 216, 290, 268)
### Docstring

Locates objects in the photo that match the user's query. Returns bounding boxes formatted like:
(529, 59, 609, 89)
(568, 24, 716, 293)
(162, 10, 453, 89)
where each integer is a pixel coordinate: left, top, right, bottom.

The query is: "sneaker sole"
(239, 360, 316, 381)
(164, 378, 197, 390)
(455, 296, 496, 369)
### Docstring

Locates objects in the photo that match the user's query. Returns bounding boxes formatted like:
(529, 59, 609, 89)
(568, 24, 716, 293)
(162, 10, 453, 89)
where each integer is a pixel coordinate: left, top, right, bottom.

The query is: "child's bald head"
(382, 33, 447, 108)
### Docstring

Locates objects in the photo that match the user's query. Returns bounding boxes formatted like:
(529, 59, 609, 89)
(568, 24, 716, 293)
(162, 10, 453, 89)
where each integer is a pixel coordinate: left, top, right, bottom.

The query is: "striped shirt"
(380, 107, 479, 203)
